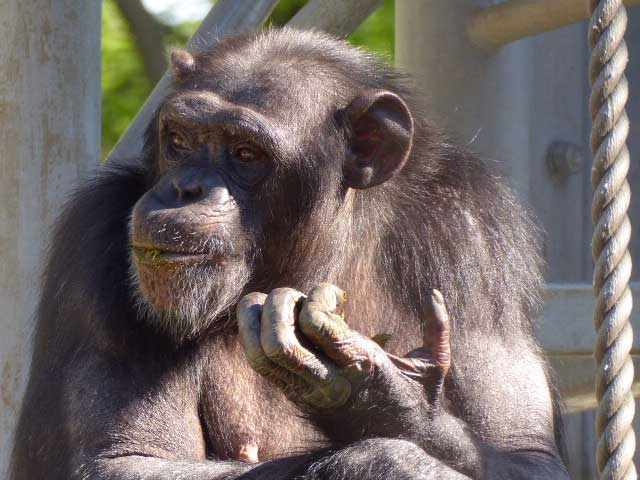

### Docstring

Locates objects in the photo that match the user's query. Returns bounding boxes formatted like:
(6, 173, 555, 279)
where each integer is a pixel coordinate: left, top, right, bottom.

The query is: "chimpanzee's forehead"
(195, 60, 350, 120)
(170, 65, 347, 149)
(182, 31, 376, 117)
(169, 30, 386, 142)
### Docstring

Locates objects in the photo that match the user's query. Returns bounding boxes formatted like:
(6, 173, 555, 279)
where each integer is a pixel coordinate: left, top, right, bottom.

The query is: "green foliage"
(101, 0, 394, 157)
(350, 0, 395, 61)
(265, 0, 306, 27)
(102, 0, 152, 158)
(164, 20, 201, 50)
(267, 0, 394, 59)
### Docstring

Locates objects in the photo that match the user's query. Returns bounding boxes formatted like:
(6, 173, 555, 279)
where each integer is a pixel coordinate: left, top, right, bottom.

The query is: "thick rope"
(588, 1, 636, 479)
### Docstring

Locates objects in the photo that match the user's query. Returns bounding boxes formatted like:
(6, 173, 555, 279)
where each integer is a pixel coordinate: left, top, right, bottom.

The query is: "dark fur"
(11, 29, 568, 479)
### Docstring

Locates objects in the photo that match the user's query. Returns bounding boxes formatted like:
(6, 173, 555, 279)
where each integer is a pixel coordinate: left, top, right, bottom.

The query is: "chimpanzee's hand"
(236, 283, 450, 443)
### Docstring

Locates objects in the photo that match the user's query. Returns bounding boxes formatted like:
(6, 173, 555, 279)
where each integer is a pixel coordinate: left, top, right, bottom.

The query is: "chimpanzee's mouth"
(131, 244, 224, 264)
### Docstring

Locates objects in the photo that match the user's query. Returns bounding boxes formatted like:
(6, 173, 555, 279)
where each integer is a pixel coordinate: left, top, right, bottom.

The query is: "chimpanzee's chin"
(130, 258, 250, 341)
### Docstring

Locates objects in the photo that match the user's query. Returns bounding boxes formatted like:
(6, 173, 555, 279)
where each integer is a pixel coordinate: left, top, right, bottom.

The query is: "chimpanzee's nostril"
(172, 177, 204, 201)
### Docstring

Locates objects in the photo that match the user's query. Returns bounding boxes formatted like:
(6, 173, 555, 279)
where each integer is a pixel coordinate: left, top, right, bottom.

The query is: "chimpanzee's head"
(129, 29, 414, 341)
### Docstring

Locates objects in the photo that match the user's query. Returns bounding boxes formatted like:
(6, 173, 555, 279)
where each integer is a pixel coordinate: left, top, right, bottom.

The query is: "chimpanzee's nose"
(172, 174, 203, 201)
(162, 166, 230, 208)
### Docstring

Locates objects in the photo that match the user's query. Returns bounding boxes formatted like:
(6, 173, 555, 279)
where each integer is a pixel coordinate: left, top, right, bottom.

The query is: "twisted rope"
(589, 1, 636, 479)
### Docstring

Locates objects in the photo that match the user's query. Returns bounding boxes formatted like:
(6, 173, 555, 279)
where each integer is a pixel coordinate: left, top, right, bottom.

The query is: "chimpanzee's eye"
(168, 131, 190, 151)
(232, 143, 263, 163)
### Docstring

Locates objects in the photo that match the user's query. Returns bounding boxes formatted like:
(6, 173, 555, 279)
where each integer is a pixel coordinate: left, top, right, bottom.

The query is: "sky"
(141, 0, 211, 25)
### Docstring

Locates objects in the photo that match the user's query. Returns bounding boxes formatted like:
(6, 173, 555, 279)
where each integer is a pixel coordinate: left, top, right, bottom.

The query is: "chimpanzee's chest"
(197, 334, 326, 463)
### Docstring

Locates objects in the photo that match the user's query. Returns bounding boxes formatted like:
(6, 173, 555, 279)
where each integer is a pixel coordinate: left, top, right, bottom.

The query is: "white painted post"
(395, 0, 537, 201)
(0, 1, 101, 475)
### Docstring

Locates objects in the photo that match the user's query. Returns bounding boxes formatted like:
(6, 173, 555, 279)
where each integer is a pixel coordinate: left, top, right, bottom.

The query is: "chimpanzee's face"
(127, 48, 343, 340)
(128, 37, 413, 341)
(129, 96, 266, 339)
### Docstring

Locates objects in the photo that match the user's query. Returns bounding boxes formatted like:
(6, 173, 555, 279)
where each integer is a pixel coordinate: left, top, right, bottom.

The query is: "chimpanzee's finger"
(259, 288, 350, 408)
(422, 289, 451, 378)
(237, 293, 309, 397)
(237, 292, 269, 372)
(387, 352, 438, 381)
(396, 288, 451, 405)
(388, 290, 451, 402)
(298, 284, 365, 365)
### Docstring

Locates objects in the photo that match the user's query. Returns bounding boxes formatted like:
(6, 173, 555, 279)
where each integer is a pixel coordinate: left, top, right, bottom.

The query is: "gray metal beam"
(469, 0, 640, 48)
(549, 355, 640, 413)
(538, 283, 639, 411)
(542, 283, 639, 411)
(541, 283, 640, 355)
(289, 0, 383, 37)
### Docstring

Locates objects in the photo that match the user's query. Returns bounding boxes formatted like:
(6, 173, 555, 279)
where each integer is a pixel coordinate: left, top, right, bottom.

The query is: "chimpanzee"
(10, 28, 569, 479)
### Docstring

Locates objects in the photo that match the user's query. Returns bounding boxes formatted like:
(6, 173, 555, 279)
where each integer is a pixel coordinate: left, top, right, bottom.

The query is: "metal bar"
(542, 283, 640, 413)
(288, 0, 383, 37)
(588, 0, 636, 478)
(469, 0, 640, 49)
(540, 283, 640, 355)
(107, 0, 279, 163)
(549, 355, 640, 413)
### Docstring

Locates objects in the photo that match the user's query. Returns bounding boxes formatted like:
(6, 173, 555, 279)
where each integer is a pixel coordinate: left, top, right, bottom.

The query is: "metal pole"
(289, 0, 383, 37)
(396, 0, 538, 200)
(0, 0, 101, 475)
(588, 1, 636, 478)
(469, 0, 640, 48)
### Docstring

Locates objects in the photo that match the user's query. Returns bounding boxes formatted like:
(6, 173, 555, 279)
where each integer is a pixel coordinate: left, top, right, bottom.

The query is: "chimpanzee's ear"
(170, 49, 197, 80)
(343, 90, 414, 189)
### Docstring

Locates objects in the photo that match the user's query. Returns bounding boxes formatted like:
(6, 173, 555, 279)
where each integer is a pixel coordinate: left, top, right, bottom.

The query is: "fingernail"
(431, 289, 444, 304)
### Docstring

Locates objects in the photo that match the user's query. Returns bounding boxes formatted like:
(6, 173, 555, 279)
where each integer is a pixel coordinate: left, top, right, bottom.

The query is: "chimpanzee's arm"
(58, 349, 478, 480)
(428, 328, 570, 479)
(58, 350, 249, 480)
(357, 309, 570, 479)
(86, 440, 468, 480)
(237, 284, 569, 479)
(62, 349, 445, 480)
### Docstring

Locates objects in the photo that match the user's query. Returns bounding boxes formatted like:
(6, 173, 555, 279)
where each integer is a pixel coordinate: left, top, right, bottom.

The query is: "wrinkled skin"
(237, 284, 451, 443)
(237, 284, 450, 428)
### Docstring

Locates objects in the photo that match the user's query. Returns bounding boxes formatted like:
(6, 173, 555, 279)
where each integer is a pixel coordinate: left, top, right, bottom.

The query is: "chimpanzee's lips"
(131, 244, 225, 265)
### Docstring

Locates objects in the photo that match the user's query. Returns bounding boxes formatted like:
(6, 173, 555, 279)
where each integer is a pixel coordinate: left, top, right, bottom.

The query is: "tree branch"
(114, 0, 168, 84)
